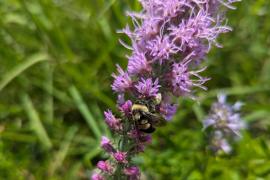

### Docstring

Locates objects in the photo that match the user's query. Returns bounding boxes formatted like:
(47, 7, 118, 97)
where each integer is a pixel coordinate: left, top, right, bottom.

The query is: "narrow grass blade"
(33, 79, 72, 104)
(193, 103, 205, 122)
(198, 85, 270, 101)
(97, 0, 117, 19)
(0, 53, 49, 91)
(83, 144, 102, 167)
(43, 62, 54, 123)
(87, 87, 115, 111)
(48, 126, 78, 176)
(21, 93, 52, 149)
(38, 0, 75, 61)
(66, 162, 83, 180)
(90, 103, 111, 137)
(244, 110, 270, 122)
(0, 132, 36, 143)
(69, 85, 102, 138)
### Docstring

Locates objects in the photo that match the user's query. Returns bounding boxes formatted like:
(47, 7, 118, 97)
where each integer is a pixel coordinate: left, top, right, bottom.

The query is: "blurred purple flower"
(160, 103, 178, 120)
(97, 161, 113, 173)
(135, 145, 145, 153)
(139, 134, 152, 144)
(128, 129, 141, 139)
(91, 172, 104, 180)
(123, 166, 140, 180)
(203, 94, 246, 154)
(203, 94, 245, 137)
(211, 131, 232, 154)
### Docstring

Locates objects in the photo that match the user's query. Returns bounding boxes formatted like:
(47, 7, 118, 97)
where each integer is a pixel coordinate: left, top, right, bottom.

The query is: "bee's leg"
(140, 119, 148, 125)
(137, 123, 151, 130)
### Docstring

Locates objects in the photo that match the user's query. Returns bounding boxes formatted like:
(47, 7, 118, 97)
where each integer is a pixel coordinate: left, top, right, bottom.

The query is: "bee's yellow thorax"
(131, 104, 149, 112)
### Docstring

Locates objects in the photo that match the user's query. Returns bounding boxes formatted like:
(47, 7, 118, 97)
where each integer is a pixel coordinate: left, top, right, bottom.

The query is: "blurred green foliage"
(0, 0, 270, 179)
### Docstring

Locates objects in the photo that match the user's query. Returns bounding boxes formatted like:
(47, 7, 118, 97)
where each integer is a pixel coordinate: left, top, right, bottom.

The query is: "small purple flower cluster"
(91, 136, 142, 180)
(93, 0, 240, 179)
(203, 94, 246, 154)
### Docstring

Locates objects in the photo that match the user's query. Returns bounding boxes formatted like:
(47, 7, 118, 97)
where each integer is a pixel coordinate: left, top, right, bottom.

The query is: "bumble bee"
(131, 104, 166, 133)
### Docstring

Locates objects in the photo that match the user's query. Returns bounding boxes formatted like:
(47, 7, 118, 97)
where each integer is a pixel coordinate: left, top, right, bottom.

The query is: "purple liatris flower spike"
(92, 0, 240, 178)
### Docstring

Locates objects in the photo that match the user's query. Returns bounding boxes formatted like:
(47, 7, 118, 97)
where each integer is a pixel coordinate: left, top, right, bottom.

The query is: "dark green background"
(0, 0, 270, 179)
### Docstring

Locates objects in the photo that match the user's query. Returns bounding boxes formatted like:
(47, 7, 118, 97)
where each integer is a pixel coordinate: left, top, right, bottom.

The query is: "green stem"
(114, 118, 131, 180)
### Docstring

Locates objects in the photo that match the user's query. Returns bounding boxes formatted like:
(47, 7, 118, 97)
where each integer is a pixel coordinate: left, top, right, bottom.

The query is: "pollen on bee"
(134, 113, 141, 121)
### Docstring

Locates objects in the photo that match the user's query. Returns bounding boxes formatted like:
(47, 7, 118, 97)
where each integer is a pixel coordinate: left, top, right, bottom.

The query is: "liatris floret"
(203, 94, 246, 154)
(92, 0, 240, 179)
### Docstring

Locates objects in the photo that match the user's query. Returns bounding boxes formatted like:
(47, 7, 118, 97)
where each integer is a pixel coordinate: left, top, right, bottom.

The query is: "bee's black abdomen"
(141, 126, 156, 133)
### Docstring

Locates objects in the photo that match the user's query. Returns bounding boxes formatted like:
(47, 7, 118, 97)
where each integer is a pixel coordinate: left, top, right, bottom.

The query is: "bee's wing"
(143, 112, 166, 127)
